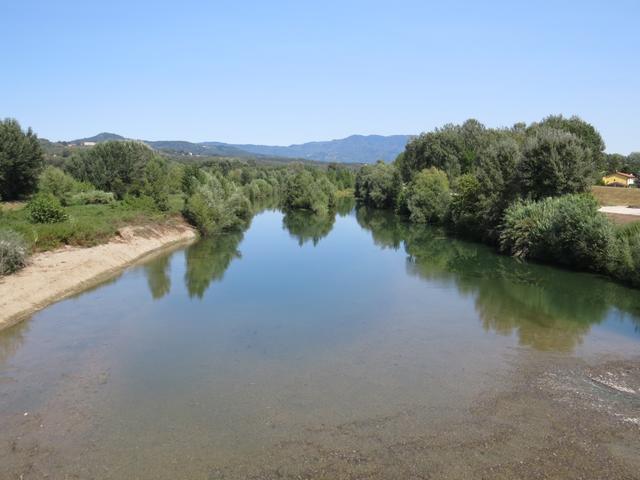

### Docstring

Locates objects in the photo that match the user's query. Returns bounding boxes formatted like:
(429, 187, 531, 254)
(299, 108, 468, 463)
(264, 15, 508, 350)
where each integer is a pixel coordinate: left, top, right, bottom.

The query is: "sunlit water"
(1, 204, 639, 478)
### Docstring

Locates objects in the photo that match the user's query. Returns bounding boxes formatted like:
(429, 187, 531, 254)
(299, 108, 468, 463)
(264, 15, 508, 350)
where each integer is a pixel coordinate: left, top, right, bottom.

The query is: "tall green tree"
(0, 119, 44, 200)
(68, 140, 155, 198)
(528, 115, 605, 176)
(355, 161, 402, 208)
(517, 128, 593, 200)
(405, 167, 450, 224)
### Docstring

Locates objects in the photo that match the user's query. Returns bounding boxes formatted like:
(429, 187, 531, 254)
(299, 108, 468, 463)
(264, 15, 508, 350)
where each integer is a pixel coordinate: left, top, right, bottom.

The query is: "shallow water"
(1, 205, 640, 478)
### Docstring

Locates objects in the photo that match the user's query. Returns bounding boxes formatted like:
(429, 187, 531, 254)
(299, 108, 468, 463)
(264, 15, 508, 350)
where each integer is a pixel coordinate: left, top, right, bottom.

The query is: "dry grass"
(591, 186, 640, 206)
(0, 201, 26, 211)
(603, 212, 640, 225)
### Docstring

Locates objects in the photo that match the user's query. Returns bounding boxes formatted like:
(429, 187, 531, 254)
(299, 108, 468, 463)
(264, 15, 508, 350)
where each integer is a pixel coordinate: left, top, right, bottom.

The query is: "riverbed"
(1, 206, 639, 479)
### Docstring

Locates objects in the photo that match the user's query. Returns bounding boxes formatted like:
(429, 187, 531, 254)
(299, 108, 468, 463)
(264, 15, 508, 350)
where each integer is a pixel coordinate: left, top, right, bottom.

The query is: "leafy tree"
(516, 128, 593, 200)
(450, 137, 522, 241)
(355, 161, 401, 208)
(141, 156, 170, 210)
(38, 166, 86, 204)
(623, 152, 640, 178)
(405, 167, 450, 224)
(604, 153, 626, 175)
(282, 168, 335, 215)
(398, 120, 490, 182)
(0, 119, 44, 200)
(69, 141, 155, 198)
(181, 163, 205, 196)
(529, 115, 605, 170)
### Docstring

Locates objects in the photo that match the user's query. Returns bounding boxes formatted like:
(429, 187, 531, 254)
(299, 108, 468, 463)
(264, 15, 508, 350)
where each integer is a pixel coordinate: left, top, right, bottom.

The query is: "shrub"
(122, 194, 158, 212)
(500, 194, 615, 272)
(613, 222, 640, 287)
(183, 191, 215, 235)
(27, 193, 68, 224)
(68, 189, 116, 205)
(38, 166, 78, 204)
(182, 187, 252, 235)
(0, 228, 29, 275)
(405, 167, 450, 224)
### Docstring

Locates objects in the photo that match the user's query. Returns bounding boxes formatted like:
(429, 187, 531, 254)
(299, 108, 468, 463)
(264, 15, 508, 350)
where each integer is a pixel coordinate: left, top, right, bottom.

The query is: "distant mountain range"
(68, 133, 412, 164)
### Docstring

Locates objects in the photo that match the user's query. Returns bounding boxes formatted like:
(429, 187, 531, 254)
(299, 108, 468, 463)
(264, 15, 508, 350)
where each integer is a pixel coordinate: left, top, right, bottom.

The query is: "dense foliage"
(499, 194, 615, 272)
(282, 167, 337, 215)
(354, 161, 401, 209)
(405, 168, 450, 224)
(0, 119, 44, 200)
(354, 114, 640, 287)
(26, 193, 68, 224)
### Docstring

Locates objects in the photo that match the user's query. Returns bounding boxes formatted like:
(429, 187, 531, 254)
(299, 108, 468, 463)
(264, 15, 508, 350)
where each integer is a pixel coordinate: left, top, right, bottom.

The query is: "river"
(1, 203, 639, 479)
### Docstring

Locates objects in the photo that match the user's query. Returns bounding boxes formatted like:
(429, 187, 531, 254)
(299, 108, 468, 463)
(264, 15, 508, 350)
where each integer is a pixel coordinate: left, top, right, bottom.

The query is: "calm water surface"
(1, 204, 639, 478)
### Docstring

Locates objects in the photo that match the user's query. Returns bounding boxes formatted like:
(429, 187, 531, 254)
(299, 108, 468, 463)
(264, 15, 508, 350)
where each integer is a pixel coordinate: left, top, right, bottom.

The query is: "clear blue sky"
(2, 0, 638, 153)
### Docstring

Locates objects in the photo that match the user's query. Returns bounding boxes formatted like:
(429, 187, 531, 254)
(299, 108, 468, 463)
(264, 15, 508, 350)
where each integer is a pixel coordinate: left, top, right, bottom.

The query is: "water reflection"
(356, 207, 640, 351)
(184, 231, 244, 298)
(335, 196, 356, 217)
(143, 256, 172, 299)
(282, 210, 336, 246)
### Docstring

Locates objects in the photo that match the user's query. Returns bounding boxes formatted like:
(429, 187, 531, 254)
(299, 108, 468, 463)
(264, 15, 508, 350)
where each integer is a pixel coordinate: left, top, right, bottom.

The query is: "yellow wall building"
(602, 172, 636, 187)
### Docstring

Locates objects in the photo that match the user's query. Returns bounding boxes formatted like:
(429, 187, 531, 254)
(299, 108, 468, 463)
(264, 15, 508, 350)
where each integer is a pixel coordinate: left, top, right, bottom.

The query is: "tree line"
(355, 115, 640, 287)
(0, 118, 356, 274)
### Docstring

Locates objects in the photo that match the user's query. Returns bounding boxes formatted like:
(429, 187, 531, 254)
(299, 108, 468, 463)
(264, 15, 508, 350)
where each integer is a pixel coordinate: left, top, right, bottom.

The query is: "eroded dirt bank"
(0, 221, 197, 331)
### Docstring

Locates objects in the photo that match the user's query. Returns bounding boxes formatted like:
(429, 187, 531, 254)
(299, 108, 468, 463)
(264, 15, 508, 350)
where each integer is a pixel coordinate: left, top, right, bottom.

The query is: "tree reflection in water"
(143, 255, 172, 300)
(184, 231, 244, 298)
(282, 210, 336, 247)
(357, 206, 640, 352)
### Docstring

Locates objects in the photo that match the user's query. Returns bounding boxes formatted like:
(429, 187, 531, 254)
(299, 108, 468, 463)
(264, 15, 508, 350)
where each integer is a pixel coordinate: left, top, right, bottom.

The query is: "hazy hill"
(64, 132, 412, 164)
(71, 132, 126, 143)
(224, 135, 411, 163)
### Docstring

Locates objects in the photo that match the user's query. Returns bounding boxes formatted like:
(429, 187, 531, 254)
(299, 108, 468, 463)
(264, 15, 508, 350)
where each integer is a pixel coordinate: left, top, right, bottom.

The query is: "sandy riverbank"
(0, 221, 197, 331)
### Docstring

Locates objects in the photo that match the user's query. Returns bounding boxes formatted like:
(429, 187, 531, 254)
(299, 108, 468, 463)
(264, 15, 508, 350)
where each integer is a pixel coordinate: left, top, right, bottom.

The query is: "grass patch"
(591, 185, 640, 206)
(1, 198, 184, 252)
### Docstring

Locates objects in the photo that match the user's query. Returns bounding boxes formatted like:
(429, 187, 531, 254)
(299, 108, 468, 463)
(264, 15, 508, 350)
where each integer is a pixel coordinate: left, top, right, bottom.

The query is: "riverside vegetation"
(355, 115, 640, 287)
(0, 118, 355, 274)
(1, 115, 639, 288)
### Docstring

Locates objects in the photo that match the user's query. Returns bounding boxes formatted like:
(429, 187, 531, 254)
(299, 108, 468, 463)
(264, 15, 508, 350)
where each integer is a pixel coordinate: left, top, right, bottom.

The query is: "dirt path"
(600, 206, 640, 216)
(0, 221, 197, 331)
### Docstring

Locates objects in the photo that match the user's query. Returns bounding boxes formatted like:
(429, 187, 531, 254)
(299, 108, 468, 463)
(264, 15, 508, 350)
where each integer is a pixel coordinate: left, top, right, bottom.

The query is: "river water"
(1, 204, 639, 479)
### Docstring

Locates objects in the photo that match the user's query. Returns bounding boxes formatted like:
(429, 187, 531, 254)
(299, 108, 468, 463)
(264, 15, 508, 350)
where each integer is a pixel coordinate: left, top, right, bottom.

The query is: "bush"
(500, 194, 615, 272)
(122, 194, 158, 212)
(68, 189, 116, 205)
(0, 228, 28, 275)
(613, 222, 640, 287)
(406, 167, 450, 224)
(182, 186, 252, 236)
(38, 166, 78, 204)
(26, 193, 68, 224)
